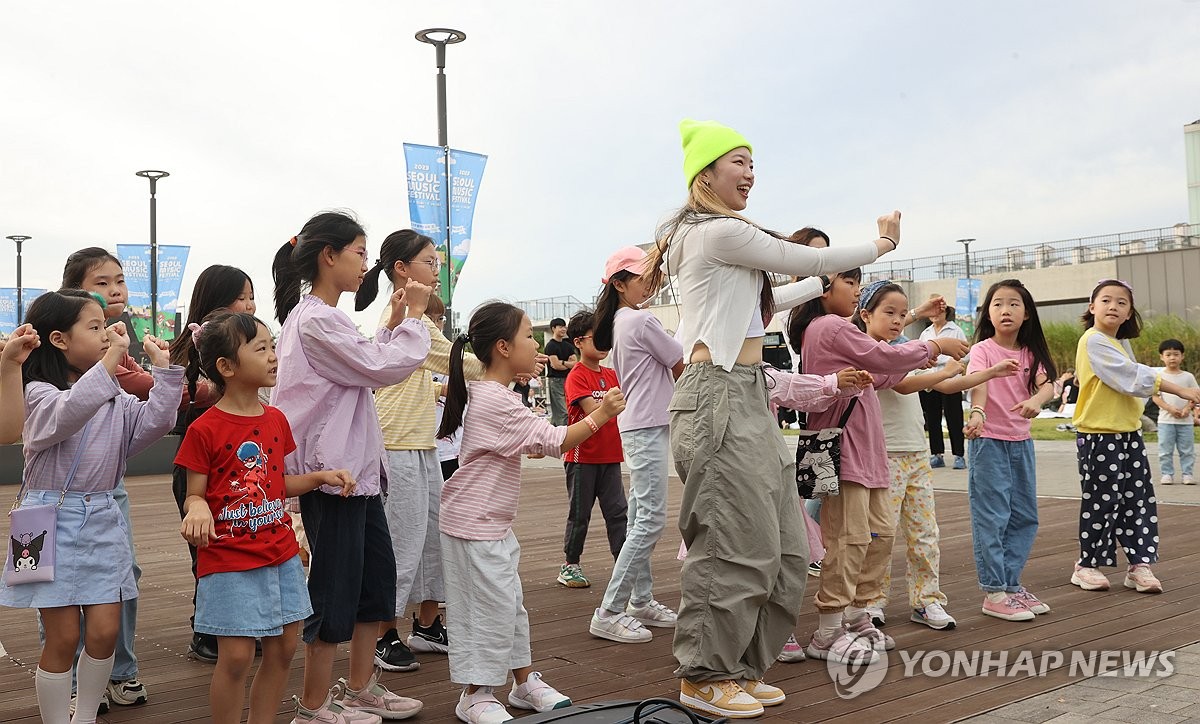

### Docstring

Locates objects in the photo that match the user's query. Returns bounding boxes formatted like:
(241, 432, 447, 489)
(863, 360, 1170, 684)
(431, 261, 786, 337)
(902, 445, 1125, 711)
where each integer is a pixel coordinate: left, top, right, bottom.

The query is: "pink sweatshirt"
(800, 315, 934, 488)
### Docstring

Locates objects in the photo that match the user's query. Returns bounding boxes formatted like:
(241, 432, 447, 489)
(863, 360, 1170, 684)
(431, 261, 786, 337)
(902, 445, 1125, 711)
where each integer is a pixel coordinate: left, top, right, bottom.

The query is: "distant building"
(1187, 118, 1200, 225)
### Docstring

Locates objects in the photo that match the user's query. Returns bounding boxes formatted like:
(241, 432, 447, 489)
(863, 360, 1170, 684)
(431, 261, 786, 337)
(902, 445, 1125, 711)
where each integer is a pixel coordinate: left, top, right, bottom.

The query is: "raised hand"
(600, 386, 626, 418)
(877, 210, 901, 247)
(403, 280, 433, 320)
(106, 321, 131, 355)
(0, 324, 40, 365)
(143, 334, 170, 368)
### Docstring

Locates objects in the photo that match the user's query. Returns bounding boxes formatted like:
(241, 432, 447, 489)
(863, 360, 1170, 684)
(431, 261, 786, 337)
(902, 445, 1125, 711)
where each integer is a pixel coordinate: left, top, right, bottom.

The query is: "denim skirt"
(0, 490, 135, 608)
(195, 555, 312, 637)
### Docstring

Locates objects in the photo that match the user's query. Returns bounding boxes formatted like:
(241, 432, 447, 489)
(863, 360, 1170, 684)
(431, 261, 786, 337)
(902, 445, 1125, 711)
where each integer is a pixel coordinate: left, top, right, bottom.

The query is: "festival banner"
(116, 244, 191, 341)
(955, 277, 983, 337)
(0, 288, 48, 336)
(403, 143, 487, 305)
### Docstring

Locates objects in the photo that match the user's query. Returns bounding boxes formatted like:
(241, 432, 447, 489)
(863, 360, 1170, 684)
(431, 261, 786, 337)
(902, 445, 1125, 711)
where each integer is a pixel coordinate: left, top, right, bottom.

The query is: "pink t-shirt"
(439, 381, 568, 540)
(966, 338, 1043, 441)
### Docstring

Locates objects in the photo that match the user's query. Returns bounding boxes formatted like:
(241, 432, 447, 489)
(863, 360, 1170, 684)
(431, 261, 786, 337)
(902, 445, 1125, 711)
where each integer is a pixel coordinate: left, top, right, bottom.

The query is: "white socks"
(72, 651, 114, 724)
(846, 606, 867, 619)
(985, 591, 1007, 603)
(35, 667, 72, 724)
(818, 612, 844, 638)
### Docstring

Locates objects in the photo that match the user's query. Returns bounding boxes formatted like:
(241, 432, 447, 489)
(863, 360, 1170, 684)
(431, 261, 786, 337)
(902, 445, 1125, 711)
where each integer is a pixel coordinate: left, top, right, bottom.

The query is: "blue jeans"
(601, 426, 669, 612)
(1157, 423, 1194, 478)
(967, 438, 1038, 593)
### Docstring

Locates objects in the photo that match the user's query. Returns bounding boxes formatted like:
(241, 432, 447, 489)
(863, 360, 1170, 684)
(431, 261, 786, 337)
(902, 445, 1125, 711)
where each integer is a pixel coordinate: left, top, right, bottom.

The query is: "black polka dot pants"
(1075, 432, 1159, 568)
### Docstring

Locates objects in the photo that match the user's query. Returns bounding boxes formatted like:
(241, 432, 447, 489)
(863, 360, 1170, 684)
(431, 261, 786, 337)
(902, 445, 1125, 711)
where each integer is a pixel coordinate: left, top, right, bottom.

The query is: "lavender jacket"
(270, 295, 430, 496)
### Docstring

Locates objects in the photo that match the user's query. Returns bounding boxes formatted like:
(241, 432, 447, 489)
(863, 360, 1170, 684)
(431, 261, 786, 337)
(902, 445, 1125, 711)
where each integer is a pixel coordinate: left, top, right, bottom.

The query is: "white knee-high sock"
(72, 651, 114, 724)
(35, 667, 72, 724)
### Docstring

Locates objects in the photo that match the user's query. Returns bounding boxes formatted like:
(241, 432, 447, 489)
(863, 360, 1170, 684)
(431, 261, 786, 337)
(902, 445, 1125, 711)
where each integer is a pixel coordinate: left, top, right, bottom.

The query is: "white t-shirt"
(878, 375, 928, 453)
(919, 321, 968, 371)
(1157, 369, 1199, 426)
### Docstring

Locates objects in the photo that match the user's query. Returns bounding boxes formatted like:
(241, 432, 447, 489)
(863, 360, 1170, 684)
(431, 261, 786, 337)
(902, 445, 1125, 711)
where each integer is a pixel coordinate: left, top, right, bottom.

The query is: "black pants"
(562, 462, 628, 564)
(171, 465, 201, 629)
(919, 389, 965, 457)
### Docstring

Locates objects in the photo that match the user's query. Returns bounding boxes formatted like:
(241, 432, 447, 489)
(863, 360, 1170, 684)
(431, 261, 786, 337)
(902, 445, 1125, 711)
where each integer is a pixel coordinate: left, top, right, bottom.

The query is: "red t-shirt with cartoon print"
(565, 364, 623, 464)
(174, 405, 300, 577)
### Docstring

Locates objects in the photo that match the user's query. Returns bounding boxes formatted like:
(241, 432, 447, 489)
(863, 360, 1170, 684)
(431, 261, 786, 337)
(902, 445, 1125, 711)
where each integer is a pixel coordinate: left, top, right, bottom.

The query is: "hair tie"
(188, 321, 210, 345)
(458, 333, 471, 344)
(289, 235, 298, 247)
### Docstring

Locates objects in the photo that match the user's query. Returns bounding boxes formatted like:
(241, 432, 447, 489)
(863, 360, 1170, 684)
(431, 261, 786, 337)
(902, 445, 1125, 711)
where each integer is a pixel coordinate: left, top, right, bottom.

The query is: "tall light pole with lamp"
(6, 235, 31, 324)
(135, 170, 170, 337)
(415, 27, 466, 334)
(957, 238, 977, 328)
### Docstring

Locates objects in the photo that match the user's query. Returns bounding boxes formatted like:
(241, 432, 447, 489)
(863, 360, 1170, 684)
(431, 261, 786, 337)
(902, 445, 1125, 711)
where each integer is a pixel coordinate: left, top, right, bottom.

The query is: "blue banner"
(955, 277, 983, 337)
(116, 244, 191, 340)
(0, 288, 48, 335)
(403, 143, 487, 305)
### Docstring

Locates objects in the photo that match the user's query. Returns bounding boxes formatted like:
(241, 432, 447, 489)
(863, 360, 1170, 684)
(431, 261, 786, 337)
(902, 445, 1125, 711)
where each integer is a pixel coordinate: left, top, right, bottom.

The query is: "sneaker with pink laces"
(981, 594, 1035, 621)
(1124, 564, 1163, 593)
(843, 611, 895, 651)
(1013, 587, 1050, 614)
(339, 668, 422, 720)
(776, 633, 806, 663)
(805, 629, 880, 664)
(1070, 564, 1110, 591)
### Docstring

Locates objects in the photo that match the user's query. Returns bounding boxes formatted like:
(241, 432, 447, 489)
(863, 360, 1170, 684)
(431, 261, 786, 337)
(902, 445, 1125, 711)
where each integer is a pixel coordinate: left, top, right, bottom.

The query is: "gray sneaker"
(589, 609, 652, 643)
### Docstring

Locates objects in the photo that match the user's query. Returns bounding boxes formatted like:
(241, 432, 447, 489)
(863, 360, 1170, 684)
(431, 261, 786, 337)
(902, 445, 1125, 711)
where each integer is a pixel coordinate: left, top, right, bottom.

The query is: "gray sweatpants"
(383, 449, 445, 611)
(669, 362, 809, 682)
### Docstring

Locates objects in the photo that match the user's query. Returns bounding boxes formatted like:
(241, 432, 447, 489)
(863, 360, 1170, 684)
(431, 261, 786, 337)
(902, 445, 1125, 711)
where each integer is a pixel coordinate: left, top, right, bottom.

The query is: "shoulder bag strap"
(836, 396, 859, 429)
(57, 421, 93, 508)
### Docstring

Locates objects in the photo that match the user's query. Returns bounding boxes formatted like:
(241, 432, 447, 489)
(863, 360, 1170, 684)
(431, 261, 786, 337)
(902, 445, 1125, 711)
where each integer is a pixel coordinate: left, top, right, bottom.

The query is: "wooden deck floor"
(2, 468, 1198, 723)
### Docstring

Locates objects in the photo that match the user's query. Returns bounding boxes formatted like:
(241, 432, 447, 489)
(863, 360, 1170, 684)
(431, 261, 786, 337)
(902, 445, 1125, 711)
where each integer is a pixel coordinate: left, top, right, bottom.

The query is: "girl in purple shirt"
(788, 270, 967, 665)
(588, 246, 686, 644)
(0, 290, 182, 724)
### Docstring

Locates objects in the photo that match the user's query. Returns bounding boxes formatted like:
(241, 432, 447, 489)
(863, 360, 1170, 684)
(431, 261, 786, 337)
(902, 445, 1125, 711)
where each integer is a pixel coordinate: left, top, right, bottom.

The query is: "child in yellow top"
(1070, 280, 1200, 594)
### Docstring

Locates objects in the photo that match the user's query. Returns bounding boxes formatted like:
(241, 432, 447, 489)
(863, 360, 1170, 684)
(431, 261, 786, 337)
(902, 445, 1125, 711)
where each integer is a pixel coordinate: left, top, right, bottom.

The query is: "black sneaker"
(374, 627, 419, 672)
(407, 613, 449, 654)
(187, 632, 218, 664)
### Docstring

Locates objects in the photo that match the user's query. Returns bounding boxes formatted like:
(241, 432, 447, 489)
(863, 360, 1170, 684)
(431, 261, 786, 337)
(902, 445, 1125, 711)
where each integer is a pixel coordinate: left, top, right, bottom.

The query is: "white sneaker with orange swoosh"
(679, 679, 764, 719)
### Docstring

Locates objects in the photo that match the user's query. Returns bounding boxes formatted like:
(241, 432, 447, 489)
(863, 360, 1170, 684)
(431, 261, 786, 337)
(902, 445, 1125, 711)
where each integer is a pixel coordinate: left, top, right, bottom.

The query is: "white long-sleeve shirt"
(663, 216, 880, 371)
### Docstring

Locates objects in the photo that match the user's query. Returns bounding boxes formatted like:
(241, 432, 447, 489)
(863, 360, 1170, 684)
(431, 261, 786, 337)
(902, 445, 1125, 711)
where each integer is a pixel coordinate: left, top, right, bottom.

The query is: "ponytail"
(354, 229, 436, 312)
(272, 211, 367, 324)
(436, 301, 527, 438)
(437, 335, 470, 439)
(591, 275, 627, 353)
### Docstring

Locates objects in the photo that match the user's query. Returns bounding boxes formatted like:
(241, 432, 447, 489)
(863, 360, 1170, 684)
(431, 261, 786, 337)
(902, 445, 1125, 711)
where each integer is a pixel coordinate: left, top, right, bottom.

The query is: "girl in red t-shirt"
(175, 311, 355, 724)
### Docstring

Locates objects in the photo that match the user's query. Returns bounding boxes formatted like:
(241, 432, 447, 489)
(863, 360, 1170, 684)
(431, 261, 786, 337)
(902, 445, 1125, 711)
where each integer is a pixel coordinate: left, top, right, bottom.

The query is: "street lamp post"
(5, 235, 31, 324)
(135, 170, 170, 337)
(957, 238, 977, 318)
(415, 27, 466, 334)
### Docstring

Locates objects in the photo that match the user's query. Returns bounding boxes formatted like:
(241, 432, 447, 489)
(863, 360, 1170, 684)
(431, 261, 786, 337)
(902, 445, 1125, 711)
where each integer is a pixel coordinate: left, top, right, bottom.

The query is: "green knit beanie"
(679, 119, 753, 189)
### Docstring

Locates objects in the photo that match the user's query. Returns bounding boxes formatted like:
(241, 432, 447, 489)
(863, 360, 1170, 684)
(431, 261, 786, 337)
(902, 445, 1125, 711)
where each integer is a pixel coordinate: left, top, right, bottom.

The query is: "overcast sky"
(3, 1, 1199, 331)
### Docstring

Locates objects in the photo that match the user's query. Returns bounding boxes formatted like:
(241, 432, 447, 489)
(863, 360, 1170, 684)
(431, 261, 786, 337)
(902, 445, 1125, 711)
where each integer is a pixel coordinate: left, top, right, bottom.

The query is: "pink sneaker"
(1013, 587, 1050, 614)
(776, 634, 806, 663)
(1070, 564, 1110, 591)
(981, 595, 1035, 621)
(805, 629, 880, 664)
(339, 668, 422, 720)
(1123, 564, 1163, 593)
(843, 611, 895, 651)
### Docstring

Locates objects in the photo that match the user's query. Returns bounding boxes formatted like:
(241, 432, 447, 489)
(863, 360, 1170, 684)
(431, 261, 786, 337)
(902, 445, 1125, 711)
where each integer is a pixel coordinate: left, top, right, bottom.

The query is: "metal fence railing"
(862, 223, 1200, 283)
(514, 295, 589, 324)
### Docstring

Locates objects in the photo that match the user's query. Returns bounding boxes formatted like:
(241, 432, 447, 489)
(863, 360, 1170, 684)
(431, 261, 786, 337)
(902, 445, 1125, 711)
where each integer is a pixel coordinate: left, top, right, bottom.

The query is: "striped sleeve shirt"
(439, 380, 567, 540)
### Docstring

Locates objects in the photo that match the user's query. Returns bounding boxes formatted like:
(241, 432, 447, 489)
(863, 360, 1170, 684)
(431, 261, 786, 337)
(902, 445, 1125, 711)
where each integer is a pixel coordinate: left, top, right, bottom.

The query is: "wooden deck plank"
(1, 467, 1197, 722)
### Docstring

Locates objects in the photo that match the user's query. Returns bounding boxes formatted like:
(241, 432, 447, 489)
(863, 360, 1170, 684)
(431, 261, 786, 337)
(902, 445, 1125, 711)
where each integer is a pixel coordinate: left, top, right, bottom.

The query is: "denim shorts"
(195, 555, 312, 637)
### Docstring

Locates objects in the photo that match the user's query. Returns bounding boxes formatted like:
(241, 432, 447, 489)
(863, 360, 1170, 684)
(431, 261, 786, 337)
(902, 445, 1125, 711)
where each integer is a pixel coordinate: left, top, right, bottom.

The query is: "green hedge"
(1043, 315, 1200, 374)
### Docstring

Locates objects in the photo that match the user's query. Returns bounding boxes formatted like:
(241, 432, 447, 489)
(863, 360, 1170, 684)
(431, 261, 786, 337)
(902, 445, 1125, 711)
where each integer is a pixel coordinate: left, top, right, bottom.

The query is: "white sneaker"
(508, 671, 571, 712)
(626, 599, 677, 628)
(589, 609, 652, 643)
(1161, 474, 1175, 485)
(455, 687, 512, 724)
(911, 602, 957, 630)
(865, 606, 886, 627)
(1183, 475, 1196, 485)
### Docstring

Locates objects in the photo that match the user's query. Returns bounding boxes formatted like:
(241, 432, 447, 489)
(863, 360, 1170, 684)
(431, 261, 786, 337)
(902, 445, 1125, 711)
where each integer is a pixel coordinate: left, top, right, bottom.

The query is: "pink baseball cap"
(603, 246, 648, 284)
